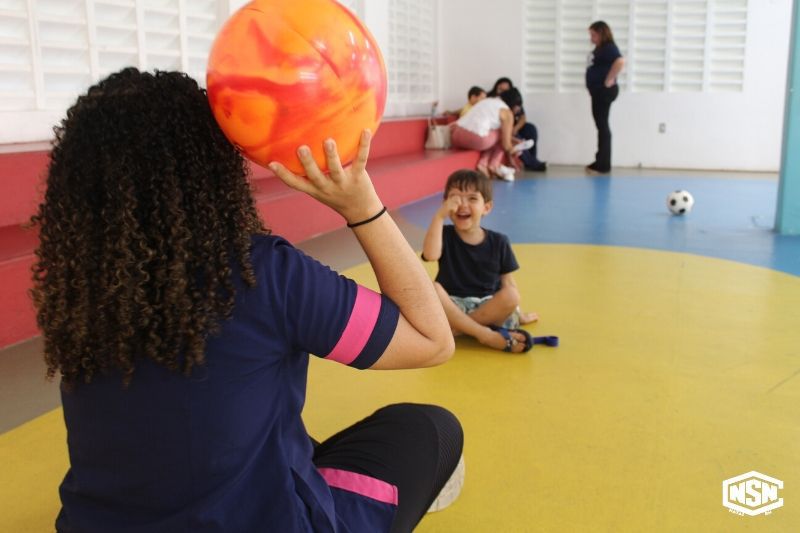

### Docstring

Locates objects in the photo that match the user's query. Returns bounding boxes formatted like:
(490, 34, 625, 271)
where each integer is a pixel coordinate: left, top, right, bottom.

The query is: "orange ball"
(206, 0, 387, 175)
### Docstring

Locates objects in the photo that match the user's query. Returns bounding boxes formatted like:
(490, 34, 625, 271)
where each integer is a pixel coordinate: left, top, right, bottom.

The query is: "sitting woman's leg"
(313, 403, 464, 533)
(476, 150, 491, 177)
(486, 144, 509, 177)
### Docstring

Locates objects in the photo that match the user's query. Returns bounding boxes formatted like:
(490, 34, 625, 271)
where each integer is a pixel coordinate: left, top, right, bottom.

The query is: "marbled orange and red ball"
(207, 0, 387, 175)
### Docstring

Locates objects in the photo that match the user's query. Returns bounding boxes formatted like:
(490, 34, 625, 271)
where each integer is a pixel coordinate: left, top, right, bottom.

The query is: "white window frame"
(522, 0, 748, 94)
(384, 0, 437, 117)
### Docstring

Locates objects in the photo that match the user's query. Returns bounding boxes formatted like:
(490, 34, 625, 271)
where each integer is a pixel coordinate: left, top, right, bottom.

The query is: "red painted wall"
(0, 117, 475, 347)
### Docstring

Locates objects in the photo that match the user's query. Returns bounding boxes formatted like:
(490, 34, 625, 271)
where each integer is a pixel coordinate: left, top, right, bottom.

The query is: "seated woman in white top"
(450, 88, 530, 181)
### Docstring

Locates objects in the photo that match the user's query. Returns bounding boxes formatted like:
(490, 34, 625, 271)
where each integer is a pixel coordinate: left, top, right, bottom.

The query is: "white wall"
(439, 0, 525, 110)
(439, 0, 793, 171)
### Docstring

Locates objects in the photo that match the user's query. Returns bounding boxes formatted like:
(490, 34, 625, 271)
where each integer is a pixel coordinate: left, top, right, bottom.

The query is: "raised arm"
(270, 131, 454, 369)
(422, 196, 459, 262)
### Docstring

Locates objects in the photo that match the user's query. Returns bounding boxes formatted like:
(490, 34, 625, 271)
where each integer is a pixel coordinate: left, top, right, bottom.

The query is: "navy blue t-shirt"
(586, 42, 622, 89)
(430, 225, 519, 298)
(56, 235, 400, 533)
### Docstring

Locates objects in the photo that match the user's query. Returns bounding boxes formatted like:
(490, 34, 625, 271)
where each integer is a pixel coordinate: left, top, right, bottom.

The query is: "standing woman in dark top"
(585, 21, 625, 174)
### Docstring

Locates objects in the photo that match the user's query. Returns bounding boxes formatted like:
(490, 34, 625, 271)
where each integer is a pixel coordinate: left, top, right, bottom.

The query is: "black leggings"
(313, 403, 464, 533)
(589, 85, 619, 171)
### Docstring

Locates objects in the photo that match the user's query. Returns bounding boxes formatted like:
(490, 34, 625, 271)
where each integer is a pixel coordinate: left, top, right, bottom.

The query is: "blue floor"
(398, 175, 800, 276)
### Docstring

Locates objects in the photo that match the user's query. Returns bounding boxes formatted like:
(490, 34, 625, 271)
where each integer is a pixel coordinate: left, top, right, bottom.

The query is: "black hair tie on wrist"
(347, 206, 387, 228)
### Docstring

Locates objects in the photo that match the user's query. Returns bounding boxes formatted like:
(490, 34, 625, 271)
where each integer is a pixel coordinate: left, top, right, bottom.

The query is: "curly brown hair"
(31, 68, 266, 387)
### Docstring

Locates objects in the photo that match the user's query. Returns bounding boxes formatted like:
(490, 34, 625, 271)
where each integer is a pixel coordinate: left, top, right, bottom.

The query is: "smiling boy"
(422, 169, 538, 353)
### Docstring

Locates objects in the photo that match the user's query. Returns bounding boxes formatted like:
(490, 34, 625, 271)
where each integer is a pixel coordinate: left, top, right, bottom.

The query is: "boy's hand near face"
(424, 195, 461, 262)
(437, 195, 462, 221)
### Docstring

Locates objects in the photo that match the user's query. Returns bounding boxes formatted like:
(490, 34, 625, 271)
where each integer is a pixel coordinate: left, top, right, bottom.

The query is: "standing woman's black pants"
(589, 84, 619, 172)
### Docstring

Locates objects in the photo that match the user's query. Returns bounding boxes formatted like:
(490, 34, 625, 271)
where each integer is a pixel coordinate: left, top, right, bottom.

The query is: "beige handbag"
(425, 118, 452, 150)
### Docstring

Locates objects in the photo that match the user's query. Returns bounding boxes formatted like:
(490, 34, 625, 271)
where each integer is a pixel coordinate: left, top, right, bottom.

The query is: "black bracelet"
(347, 206, 387, 228)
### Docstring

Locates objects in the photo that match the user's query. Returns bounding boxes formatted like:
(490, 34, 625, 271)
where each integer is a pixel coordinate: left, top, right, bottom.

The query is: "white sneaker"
(427, 454, 465, 513)
(496, 165, 515, 181)
(511, 139, 534, 153)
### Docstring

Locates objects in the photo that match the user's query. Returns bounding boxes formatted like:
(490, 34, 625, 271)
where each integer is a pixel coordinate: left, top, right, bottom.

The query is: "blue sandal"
(489, 325, 558, 353)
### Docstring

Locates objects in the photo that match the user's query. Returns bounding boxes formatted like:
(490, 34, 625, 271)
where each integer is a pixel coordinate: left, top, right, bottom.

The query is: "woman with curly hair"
(33, 68, 462, 533)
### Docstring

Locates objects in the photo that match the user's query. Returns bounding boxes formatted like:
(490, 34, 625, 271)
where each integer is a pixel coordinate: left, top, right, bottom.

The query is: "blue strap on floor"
(532, 336, 559, 347)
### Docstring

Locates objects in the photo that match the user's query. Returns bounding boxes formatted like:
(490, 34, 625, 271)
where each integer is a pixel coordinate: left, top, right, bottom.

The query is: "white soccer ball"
(667, 190, 694, 215)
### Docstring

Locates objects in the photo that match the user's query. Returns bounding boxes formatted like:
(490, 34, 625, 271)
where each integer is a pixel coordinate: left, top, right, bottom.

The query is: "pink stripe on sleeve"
(318, 467, 398, 506)
(324, 285, 382, 365)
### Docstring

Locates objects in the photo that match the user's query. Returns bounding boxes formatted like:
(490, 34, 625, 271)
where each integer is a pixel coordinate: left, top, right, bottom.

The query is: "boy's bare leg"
(433, 283, 527, 353)
(467, 285, 520, 327)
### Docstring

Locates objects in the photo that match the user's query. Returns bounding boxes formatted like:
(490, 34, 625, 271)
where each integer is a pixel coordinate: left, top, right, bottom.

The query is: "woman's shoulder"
(249, 233, 333, 279)
(251, 233, 291, 253)
(481, 98, 509, 116)
(249, 233, 302, 269)
(474, 97, 506, 110)
(251, 232, 287, 244)
(601, 42, 622, 57)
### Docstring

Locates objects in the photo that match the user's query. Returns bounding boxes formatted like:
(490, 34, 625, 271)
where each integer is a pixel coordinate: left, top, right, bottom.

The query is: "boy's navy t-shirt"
(586, 42, 622, 89)
(431, 225, 519, 298)
(56, 235, 400, 533)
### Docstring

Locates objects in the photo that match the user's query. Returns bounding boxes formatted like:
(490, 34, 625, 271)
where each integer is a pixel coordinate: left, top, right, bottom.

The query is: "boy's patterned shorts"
(448, 295, 520, 330)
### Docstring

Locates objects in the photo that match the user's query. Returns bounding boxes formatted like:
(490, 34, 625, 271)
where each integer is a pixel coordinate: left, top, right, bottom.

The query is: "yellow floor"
(2, 244, 798, 532)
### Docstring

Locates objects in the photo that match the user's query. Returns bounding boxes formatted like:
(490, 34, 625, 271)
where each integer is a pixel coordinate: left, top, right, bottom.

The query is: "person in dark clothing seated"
(33, 68, 464, 533)
(488, 77, 547, 172)
(422, 170, 539, 354)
